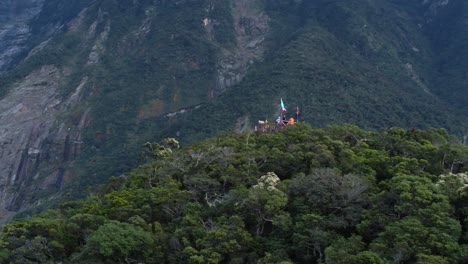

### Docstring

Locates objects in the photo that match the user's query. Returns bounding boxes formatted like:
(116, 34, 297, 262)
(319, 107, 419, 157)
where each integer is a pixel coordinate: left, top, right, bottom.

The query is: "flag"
(296, 106, 300, 115)
(280, 98, 287, 112)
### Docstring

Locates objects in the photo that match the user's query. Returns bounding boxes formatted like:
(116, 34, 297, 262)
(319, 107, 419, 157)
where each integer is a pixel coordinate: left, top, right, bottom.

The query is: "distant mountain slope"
(0, 0, 467, 219)
(162, 0, 466, 142)
(423, 0, 468, 113)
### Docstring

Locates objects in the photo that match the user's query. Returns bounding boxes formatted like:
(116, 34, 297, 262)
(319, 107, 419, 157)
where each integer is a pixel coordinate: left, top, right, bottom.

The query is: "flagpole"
(296, 106, 300, 122)
(280, 98, 287, 123)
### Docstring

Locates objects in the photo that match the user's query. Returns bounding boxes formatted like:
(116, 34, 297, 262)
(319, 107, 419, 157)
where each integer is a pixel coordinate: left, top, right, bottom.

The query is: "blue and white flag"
(280, 98, 287, 112)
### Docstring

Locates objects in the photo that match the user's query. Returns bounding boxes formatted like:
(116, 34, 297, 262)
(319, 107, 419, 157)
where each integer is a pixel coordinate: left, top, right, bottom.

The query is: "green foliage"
(173, 0, 466, 143)
(67, 0, 224, 194)
(2, 124, 468, 263)
(243, 172, 288, 235)
(142, 137, 180, 160)
(181, 215, 254, 264)
(363, 175, 462, 262)
(349, 251, 386, 264)
(77, 221, 153, 263)
(324, 235, 366, 264)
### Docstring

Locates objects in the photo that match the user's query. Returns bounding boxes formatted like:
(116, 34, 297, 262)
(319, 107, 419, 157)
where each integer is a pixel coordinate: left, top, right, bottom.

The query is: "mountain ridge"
(0, 0, 467, 219)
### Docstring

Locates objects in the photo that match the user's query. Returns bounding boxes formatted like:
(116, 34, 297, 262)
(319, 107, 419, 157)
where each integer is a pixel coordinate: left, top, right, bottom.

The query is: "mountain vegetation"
(167, 0, 468, 144)
(68, 0, 468, 200)
(1, 0, 468, 222)
(1, 124, 468, 263)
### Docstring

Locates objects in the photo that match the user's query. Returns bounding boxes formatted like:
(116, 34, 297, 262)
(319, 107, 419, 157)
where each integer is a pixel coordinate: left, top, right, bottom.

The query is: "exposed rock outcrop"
(421, 0, 451, 21)
(0, 65, 89, 222)
(0, 0, 46, 71)
(0, 65, 59, 219)
(0, 2, 109, 221)
(207, 0, 269, 95)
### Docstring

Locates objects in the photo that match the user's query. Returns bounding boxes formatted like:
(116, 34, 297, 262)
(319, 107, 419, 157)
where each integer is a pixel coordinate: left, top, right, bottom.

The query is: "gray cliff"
(0, 0, 45, 71)
(0, 66, 90, 221)
(0, 0, 91, 222)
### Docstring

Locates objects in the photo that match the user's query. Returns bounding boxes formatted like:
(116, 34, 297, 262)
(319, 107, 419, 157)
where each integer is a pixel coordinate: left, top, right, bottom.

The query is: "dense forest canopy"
(1, 124, 467, 263)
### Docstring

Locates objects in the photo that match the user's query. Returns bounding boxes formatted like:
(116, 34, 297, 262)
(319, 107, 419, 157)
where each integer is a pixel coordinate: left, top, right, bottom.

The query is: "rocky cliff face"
(0, 0, 46, 71)
(211, 0, 269, 95)
(0, 65, 90, 221)
(0, 0, 92, 222)
(1, 65, 60, 218)
(423, 0, 450, 16)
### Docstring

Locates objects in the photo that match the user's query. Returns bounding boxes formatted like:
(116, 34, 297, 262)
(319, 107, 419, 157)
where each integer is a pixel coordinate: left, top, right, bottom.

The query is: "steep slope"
(0, 0, 96, 220)
(0, 0, 268, 220)
(424, 0, 468, 113)
(0, 0, 467, 220)
(163, 0, 465, 143)
(0, 0, 45, 71)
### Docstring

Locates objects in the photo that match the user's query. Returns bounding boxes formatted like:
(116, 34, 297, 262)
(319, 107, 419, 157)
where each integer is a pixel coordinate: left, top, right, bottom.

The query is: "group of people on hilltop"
(276, 116, 295, 127)
(254, 98, 298, 132)
(255, 115, 295, 132)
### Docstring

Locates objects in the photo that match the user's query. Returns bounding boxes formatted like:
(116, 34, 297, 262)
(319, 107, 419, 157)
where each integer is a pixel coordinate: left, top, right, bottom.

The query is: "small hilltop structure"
(255, 98, 300, 132)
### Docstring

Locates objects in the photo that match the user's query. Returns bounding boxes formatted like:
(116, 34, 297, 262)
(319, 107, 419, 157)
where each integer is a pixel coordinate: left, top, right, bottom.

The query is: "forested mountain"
(1, 124, 468, 263)
(0, 0, 467, 219)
